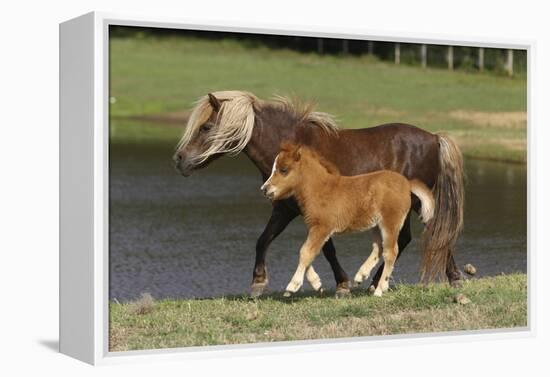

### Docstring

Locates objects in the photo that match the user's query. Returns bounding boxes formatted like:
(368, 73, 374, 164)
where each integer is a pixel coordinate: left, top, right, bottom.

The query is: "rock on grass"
(128, 292, 155, 315)
(454, 293, 472, 305)
(464, 264, 477, 276)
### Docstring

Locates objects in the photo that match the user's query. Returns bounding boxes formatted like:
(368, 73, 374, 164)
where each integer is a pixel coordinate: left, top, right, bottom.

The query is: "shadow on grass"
(189, 285, 383, 304)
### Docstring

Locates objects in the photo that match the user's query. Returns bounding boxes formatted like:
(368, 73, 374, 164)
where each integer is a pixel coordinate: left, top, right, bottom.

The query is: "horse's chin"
(176, 164, 194, 177)
(176, 154, 223, 177)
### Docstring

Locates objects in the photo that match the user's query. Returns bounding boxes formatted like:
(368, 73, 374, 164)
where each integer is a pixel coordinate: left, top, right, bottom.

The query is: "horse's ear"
(208, 93, 221, 112)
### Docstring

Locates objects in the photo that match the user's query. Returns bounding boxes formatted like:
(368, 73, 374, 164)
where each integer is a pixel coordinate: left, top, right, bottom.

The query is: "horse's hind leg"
(322, 238, 351, 297)
(251, 203, 297, 297)
(446, 254, 463, 287)
(353, 230, 382, 286)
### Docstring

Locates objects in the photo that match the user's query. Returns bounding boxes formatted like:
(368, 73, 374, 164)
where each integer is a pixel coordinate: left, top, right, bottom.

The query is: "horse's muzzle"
(174, 155, 193, 177)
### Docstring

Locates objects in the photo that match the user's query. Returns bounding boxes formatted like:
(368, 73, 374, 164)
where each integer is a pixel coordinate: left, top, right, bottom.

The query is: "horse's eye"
(200, 124, 212, 133)
(279, 167, 288, 175)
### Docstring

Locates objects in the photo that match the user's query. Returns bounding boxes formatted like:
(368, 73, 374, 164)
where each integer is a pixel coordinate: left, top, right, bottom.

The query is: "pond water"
(109, 141, 527, 302)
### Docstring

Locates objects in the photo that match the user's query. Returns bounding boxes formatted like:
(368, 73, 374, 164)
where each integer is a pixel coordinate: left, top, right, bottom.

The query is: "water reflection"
(109, 141, 527, 301)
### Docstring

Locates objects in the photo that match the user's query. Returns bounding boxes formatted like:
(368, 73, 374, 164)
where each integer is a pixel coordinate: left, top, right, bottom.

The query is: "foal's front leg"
(284, 227, 331, 297)
(305, 266, 323, 292)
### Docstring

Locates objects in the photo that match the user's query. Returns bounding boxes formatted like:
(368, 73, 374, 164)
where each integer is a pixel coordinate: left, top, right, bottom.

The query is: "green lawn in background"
(109, 36, 527, 161)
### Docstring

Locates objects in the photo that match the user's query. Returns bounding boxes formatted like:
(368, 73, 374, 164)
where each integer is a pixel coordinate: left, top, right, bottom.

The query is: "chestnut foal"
(261, 143, 435, 297)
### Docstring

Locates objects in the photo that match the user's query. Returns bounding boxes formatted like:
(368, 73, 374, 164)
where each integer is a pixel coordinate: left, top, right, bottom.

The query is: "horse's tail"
(409, 179, 435, 224)
(420, 133, 465, 281)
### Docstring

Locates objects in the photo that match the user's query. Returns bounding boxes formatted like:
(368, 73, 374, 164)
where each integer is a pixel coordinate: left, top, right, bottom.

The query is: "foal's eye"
(279, 167, 288, 175)
(200, 123, 213, 133)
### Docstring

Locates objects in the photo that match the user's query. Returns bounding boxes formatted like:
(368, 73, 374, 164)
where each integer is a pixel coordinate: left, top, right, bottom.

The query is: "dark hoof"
(250, 282, 268, 298)
(335, 288, 351, 299)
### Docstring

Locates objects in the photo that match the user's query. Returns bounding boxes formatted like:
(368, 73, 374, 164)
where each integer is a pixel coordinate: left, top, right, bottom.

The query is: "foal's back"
(333, 170, 412, 233)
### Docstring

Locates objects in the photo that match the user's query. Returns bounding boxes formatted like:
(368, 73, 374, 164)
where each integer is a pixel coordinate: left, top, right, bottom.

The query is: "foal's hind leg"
(353, 230, 382, 286)
(368, 212, 412, 291)
(374, 225, 400, 297)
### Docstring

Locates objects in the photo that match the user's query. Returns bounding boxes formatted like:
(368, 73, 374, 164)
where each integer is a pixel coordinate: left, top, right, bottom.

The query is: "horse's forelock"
(176, 91, 258, 164)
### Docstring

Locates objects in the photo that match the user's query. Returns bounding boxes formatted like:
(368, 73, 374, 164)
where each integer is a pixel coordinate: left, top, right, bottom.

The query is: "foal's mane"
(176, 90, 339, 164)
(281, 142, 340, 175)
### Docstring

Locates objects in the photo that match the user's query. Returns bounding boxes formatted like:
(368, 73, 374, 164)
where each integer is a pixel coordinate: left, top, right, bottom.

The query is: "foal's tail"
(409, 180, 435, 224)
(420, 133, 465, 281)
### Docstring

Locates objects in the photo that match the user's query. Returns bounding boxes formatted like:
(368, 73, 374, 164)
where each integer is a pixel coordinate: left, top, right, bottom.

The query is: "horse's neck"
(242, 108, 297, 179)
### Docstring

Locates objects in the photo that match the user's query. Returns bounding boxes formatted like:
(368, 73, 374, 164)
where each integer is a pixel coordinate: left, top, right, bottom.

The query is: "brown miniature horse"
(174, 91, 464, 296)
(261, 143, 435, 296)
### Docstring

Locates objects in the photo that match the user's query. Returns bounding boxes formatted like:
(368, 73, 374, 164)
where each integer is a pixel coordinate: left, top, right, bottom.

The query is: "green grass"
(109, 36, 527, 162)
(109, 274, 527, 351)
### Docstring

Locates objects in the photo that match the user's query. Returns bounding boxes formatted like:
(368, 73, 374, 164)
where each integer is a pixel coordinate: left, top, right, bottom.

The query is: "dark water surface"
(109, 142, 527, 301)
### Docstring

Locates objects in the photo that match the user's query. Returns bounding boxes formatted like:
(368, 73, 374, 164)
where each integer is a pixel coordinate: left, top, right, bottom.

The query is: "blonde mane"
(271, 95, 339, 135)
(176, 90, 257, 164)
(176, 91, 339, 164)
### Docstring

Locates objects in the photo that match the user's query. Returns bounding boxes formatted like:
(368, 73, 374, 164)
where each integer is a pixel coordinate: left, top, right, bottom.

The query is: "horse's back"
(317, 123, 440, 187)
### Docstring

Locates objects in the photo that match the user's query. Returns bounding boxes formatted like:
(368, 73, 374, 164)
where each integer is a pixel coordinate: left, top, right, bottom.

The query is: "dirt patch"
(352, 102, 405, 118)
(449, 110, 526, 129)
(497, 138, 527, 151)
(120, 111, 190, 126)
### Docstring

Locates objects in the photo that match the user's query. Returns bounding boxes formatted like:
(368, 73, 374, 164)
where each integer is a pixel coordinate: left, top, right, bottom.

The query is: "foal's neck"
(294, 158, 339, 206)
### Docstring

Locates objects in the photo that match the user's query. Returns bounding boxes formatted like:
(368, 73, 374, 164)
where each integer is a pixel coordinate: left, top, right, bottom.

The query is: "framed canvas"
(59, 11, 532, 365)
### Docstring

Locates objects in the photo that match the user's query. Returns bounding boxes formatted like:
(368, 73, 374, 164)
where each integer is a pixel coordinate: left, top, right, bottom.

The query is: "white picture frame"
(59, 11, 533, 365)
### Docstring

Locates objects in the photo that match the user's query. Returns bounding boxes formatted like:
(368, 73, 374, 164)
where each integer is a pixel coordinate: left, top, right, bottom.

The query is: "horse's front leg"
(284, 227, 330, 297)
(251, 203, 297, 297)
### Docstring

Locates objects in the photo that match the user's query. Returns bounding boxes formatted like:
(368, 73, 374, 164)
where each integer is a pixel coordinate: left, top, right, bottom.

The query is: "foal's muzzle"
(260, 183, 275, 200)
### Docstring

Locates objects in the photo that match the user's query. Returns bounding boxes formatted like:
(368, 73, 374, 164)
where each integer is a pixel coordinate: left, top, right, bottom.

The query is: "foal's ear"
(292, 146, 302, 161)
(208, 93, 221, 112)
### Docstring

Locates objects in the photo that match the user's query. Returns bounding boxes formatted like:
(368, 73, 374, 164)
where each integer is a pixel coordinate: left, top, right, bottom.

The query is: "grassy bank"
(109, 36, 526, 162)
(109, 274, 527, 352)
